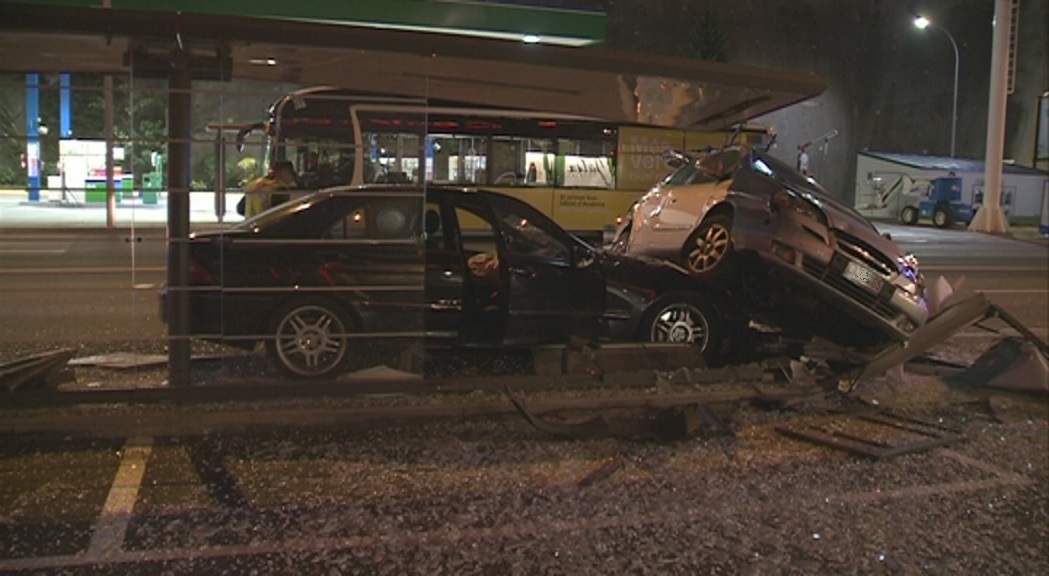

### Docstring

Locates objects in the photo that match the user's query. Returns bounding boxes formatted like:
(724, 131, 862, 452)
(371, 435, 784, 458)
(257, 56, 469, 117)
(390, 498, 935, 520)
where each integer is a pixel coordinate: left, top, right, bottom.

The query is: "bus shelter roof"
(0, 2, 826, 130)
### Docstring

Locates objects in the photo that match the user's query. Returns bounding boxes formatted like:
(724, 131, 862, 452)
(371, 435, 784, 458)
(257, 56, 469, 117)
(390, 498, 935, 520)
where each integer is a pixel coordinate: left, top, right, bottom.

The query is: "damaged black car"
(161, 186, 742, 378)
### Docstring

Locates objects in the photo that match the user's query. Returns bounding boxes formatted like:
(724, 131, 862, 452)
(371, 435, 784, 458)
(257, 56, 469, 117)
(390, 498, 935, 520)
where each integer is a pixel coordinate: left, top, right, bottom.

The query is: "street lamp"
(914, 15, 959, 158)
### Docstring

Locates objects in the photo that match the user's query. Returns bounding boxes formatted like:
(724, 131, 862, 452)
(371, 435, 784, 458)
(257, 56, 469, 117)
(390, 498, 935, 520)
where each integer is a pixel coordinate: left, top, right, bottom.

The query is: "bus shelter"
(0, 1, 825, 387)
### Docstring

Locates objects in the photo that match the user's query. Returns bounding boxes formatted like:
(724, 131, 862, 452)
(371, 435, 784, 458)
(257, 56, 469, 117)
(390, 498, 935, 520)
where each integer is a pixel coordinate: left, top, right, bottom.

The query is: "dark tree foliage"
(0, 91, 22, 185)
(70, 75, 169, 184)
(686, 4, 728, 63)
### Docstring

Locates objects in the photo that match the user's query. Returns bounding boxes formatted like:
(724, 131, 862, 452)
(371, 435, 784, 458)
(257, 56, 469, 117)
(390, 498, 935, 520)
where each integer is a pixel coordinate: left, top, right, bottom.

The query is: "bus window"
(559, 138, 615, 189)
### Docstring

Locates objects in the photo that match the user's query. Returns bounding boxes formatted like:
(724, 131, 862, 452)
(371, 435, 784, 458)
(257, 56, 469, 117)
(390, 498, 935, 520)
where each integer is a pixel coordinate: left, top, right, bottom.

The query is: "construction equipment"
(904, 175, 974, 228)
(865, 173, 974, 228)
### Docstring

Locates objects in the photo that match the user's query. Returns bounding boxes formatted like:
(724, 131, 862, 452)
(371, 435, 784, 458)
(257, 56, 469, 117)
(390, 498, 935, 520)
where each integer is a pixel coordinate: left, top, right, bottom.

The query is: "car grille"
(802, 254, 900, 321)
(833, 231, 896, 276)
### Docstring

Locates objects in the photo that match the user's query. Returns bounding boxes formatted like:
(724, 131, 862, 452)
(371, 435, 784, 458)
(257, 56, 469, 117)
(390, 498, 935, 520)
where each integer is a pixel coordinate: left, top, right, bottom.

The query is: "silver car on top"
(608, 145, 928, 348)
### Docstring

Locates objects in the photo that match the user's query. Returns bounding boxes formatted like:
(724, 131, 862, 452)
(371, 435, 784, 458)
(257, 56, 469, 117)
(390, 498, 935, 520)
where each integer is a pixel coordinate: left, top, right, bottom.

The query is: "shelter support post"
(166, 50, 192, 387)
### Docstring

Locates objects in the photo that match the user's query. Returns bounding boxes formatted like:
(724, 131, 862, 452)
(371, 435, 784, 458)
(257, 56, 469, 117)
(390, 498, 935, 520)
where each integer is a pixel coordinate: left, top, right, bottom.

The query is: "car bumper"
(741, 215, 928, 340)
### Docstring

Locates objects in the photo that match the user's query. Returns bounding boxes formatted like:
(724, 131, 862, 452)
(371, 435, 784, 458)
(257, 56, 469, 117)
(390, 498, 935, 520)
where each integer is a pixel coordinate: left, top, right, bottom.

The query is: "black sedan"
(162, 186, 740, 378)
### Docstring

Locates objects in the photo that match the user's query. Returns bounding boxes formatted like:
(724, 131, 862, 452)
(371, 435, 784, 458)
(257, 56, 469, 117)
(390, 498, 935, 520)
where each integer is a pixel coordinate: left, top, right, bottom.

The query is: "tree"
(687, 4, 728, 63)
(0, 86, 24, 186)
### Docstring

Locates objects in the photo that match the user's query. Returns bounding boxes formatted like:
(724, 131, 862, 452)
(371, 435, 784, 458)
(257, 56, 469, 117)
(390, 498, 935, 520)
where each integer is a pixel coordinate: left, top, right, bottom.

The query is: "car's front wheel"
(681, 213, 734, 276)
(266, 297, 354, 379)
(642, 297, 720, 363)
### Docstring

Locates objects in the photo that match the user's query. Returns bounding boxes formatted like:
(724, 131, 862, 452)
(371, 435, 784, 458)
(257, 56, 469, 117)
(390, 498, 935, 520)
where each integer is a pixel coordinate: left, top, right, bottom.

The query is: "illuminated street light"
(914, 14, 959, 157)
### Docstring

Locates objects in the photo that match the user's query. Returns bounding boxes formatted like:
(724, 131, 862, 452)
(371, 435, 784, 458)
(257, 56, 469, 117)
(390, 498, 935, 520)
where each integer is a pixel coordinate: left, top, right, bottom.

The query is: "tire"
(933, 205, 952, 228)
(265, 297, 354, 379)
(641, 297, 720, 363)
(900, 206, 919, 225)
(681, 213, 733, 276)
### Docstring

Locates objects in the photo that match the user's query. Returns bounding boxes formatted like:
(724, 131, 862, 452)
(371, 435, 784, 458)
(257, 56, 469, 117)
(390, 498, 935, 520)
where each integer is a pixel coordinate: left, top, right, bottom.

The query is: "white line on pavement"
(0, 267, 166, 274)
(86, 436, 154, 559)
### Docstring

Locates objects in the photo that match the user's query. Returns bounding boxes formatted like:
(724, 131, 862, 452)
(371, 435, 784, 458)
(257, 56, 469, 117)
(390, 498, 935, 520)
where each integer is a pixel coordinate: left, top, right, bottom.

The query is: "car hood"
(751, 150, 909, 263)
(795, 181, 910, 262)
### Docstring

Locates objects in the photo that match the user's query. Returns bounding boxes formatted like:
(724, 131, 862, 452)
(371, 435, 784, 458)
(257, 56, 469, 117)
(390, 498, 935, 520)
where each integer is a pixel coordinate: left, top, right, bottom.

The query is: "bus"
(237, 86, 769, 241)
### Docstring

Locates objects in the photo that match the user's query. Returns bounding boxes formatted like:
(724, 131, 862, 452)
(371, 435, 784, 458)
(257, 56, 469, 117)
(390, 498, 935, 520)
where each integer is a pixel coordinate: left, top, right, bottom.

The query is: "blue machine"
(913, 176, 973, 228)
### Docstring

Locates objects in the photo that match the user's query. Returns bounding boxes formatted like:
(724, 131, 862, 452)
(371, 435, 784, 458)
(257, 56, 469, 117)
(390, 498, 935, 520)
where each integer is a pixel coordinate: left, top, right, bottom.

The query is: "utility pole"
(968, 0, 1012, 234)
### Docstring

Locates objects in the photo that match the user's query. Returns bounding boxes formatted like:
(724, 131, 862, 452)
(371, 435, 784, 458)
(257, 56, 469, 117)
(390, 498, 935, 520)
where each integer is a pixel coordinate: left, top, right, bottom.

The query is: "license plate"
(843, 261, 883, 293)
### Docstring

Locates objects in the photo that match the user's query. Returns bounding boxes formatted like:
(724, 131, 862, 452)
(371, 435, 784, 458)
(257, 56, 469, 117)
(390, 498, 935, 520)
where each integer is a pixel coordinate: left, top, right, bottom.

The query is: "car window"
(454, 205, 499, 255)
(326, 197, 419, 240)
(486, 194, 571, 264)
(664, 159, 718, 186)
(454, 204, 502, 289)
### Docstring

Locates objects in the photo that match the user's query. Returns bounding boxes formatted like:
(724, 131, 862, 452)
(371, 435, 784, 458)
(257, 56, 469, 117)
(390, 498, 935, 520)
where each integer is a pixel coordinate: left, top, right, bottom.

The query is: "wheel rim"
(274, 305, 348, 377)
(650, 303, 709, 351)
(687, 224, 730, 273)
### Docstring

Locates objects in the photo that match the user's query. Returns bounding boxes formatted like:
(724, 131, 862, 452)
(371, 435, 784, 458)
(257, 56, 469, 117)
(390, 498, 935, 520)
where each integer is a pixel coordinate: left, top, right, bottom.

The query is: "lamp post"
(914, 15, 959, 158)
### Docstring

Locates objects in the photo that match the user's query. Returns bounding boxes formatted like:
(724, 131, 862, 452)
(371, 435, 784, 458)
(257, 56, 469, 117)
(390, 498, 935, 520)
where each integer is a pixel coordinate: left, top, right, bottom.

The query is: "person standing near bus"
(243, 160, 296, 217)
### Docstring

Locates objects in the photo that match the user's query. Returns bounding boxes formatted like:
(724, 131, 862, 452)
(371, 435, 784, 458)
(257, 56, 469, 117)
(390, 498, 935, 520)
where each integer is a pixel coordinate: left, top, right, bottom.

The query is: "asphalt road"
(0, 375, 1046, 574)
(0, 223, 1046, 348)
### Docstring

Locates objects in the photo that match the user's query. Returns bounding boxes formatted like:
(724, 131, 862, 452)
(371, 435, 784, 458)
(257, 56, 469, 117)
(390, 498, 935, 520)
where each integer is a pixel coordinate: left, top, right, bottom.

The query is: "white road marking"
(0, 249, 67, 255)
(922, 266, 1048, 273)
(0, 267, 166, 274)
(86, 436, 154, 558)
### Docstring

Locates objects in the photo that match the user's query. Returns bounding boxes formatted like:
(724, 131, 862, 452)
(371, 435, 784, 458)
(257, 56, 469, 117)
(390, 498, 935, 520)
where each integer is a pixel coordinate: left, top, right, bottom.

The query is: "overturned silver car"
(608, 145, 928, 348)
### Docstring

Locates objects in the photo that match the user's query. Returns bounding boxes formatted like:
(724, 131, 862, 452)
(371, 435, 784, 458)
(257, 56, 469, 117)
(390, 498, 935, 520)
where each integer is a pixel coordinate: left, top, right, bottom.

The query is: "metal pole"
(25, 73, 40, 201)
(166, 49, 192, 386)
(105, 75, 115, 228)
(940, 26, 959, 158)
(214, 134, 226, 222)
(968, 0, 1011, 234)
(104, 0, 115, 227)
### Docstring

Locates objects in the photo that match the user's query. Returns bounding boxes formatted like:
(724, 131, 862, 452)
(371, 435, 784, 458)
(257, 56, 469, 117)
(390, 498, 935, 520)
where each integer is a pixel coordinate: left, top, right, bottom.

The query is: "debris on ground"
(0, 348, 75, 392)
(776, 408, 966, 459)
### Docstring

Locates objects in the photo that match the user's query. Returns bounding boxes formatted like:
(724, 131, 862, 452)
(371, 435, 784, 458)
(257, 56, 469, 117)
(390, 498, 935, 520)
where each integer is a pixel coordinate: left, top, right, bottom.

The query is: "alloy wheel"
(687, 223, 730, 273)
(273, 304, 349, 378)
(649, 302, 709, 352)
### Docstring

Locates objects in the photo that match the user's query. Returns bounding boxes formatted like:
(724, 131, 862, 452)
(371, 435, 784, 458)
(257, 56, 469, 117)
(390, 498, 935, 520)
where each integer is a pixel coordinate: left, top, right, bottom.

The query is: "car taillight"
(188, 256, 216, 285)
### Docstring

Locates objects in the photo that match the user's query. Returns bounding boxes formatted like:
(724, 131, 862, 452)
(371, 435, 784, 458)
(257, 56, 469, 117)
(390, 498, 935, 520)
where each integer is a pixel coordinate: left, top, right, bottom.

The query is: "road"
(0, 374, 1046, 574)
(0, 223, 1046, 348)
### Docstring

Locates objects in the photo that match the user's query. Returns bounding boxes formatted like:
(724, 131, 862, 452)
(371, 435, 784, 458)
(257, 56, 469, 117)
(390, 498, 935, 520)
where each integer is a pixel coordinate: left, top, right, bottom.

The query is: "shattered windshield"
(663, 147, 744, 186)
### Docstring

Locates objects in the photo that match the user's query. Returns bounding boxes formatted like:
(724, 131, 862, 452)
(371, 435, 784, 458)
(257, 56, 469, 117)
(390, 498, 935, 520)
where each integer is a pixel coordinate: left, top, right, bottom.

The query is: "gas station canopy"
(0, 1, 826, 130)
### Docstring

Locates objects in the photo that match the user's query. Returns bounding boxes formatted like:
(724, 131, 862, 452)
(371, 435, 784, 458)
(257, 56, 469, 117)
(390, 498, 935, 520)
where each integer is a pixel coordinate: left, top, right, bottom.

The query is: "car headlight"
(898, 252, 924, 294)
(770, 189, 826, 224)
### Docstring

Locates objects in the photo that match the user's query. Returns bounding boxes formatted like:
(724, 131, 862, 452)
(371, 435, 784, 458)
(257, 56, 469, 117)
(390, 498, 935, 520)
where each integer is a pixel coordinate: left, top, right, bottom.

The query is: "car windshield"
(662, 147, 743, 185)
(749, 148, 830, 196)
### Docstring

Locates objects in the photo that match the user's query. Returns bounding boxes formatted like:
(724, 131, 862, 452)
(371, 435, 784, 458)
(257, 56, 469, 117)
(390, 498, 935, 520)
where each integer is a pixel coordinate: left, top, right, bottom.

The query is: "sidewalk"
(0, 188, 243, 229)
